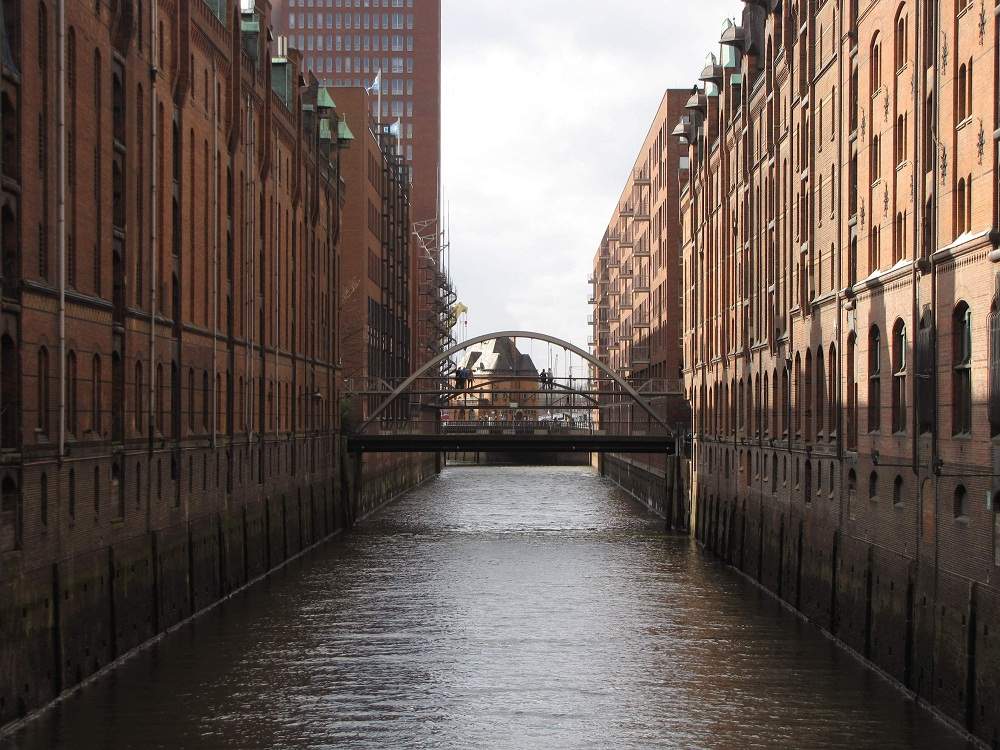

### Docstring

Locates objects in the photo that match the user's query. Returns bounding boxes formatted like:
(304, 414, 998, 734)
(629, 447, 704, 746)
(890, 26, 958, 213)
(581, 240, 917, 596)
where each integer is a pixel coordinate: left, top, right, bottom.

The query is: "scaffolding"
(413, 217, 457, 378)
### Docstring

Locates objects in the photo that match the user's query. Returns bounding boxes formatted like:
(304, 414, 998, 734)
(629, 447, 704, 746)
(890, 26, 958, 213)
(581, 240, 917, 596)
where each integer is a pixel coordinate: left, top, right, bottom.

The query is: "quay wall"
(691, 472, 1000, 749)
(0, 444, 437, 732)
(603, 452, 999, 748)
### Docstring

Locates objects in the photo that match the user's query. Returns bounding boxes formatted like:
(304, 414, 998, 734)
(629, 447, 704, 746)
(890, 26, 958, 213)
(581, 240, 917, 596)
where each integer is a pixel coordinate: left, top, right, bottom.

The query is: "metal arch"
(356, 330, 672, 433)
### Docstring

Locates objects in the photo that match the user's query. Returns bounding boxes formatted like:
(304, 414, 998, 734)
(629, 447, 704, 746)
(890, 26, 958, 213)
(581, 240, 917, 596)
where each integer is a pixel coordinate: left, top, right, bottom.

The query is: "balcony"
(607, 253, 621, 268)
(588, 294, 596, 305)
(633, 167, 651, 185)
(632, 311, 650, 328)
(587, 314, 595, 325)
(620, 232, 634, 248)
(634, 239, 650, 257)
(619, 264, 634, 278)
(634, 201, 650, 221)
(633, 275, 650, 292)
(631, 346, 651, 365)
(620, 203, 635, 217)
(620, 293, 633, 309)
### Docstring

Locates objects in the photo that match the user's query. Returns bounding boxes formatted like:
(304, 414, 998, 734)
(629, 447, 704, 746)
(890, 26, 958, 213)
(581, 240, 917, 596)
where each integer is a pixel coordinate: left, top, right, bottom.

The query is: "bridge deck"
(347, 433, 675, 454)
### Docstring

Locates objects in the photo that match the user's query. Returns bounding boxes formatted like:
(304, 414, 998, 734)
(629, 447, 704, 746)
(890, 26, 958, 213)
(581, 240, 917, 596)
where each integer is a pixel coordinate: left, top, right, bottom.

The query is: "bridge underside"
(347, 434, 675, 454)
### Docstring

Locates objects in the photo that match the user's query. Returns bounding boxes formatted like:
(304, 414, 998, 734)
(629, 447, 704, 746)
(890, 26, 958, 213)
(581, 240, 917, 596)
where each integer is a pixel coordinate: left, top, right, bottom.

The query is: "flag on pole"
(389, 118, 402, 139)
(366, 70, 382, 95)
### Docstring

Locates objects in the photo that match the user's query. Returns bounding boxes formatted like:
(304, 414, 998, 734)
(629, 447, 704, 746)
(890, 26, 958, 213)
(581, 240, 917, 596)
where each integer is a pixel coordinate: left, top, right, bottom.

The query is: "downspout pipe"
(212, 61, 219, 449)
(57, 0, 66, 457)
(150, 0, 159, 450)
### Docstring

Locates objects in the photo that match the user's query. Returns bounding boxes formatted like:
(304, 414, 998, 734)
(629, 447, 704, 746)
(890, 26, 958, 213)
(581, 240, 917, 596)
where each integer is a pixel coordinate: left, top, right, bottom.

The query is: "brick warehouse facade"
(0, 0, 431, 727)
(589, 89, 693, 524)
(336, 86, 435, 505)
(669, 0, 999, 743)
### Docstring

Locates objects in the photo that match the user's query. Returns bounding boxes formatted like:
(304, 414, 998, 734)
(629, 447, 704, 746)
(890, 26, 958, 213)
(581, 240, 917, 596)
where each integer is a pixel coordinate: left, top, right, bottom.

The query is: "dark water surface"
(3, 467, 971, 749)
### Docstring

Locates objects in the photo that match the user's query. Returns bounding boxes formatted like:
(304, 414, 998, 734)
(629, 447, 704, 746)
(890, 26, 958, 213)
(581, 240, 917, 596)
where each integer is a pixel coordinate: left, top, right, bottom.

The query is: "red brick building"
(589, 89, 691, 510)
(674, 0, 999, 742)
(269, 0, 444, 367)
(0, 0, 361, 725)
(336, 86, 434, 500)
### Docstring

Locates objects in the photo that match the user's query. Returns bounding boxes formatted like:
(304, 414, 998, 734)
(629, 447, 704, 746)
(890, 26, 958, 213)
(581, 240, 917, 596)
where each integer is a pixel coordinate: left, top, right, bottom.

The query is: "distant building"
(451, 338, 540, 422)
(336, 87, 412, 422)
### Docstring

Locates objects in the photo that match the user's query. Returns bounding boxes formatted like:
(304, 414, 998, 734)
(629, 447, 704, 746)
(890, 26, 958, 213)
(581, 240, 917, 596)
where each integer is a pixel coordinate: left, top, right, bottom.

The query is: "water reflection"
(2, 467, 970, 749)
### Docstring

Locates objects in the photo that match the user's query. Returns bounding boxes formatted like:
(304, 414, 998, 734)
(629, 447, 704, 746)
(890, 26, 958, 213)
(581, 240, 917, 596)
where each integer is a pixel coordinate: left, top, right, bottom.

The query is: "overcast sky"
(440, 0, 734, 372)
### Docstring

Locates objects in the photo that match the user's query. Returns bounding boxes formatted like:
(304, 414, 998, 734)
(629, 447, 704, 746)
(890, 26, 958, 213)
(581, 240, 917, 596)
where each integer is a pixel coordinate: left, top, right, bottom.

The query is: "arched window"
(91, 354, 101, 435)
(816, 346, 826, 437)
(956, 177, 967, 236)
(896, 114, 907, 167)
(37, 347, 50, 435)
(0, 475, 21, 551)
(892, 319, 907, 433)
(894, 10, 908, 71)
(1, 203, 16, 287)
(870, 226, 882, 276)
(917, 309, 935, 433)
(216, 373, 223, 432)
(869, 470, 879, 501)
(849, 236, 858, 285)
(953, 302, 972, 434)
(0, 93, 17, 182)
(67, 350, 78, 436)
(170, 361, 179, 438)
(828, 343, 838, 439)
(870, 37, 882, 92)
(804, 350, 813, 441)
(893, 475, 904, 507)
(782, 366, 790, 437)
(894, 212, 905, 263)
(1, 334, 17, 448)
(871, 134, 881, 183)
(93, 465, 100, 516)
(134, 360, 143, 432)
(763, 372, 770, 438)
(954, 484, 969, 520)
(868, 326, 882, 432)
(795, 353, 803, 437)
(188, 368, 195, 431)
(156, 363, 164, 434)
(957, 63, 968, 122)
(202, 370, 209, 430)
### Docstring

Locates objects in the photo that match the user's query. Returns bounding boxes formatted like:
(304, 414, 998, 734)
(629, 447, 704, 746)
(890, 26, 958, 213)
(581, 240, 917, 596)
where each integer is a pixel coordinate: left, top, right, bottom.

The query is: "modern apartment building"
(671, 0, 999, 743)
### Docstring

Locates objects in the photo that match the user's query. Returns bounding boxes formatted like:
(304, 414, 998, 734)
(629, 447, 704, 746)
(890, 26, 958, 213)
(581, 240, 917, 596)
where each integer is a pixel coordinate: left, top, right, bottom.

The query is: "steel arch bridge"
(344, 331, 684, 455)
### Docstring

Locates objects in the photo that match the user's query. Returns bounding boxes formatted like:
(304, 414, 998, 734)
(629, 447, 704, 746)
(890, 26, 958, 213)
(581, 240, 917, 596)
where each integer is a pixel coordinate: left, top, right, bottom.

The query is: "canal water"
(3, 467, 972, 750)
